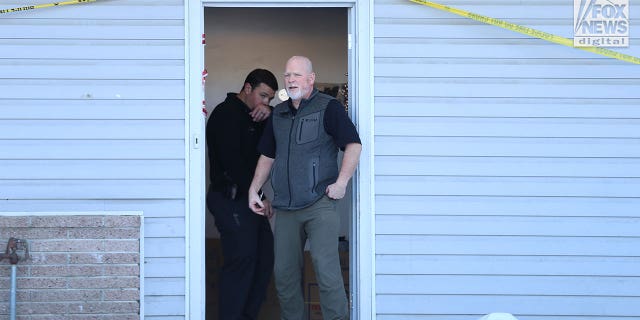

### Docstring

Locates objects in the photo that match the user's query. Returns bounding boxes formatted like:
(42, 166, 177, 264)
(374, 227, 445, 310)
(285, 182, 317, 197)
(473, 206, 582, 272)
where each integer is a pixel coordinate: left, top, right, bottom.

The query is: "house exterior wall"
(4, 0, 640, 319)
(373, 0, 640, 319)
(0, 1, 187, 319)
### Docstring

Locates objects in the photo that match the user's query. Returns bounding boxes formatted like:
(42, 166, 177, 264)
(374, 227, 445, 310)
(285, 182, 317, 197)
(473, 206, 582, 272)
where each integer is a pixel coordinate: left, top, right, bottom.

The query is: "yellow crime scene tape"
(3, 0, 637, 64)
(410, 0, 640, 65)
(0, 0, 96, 15)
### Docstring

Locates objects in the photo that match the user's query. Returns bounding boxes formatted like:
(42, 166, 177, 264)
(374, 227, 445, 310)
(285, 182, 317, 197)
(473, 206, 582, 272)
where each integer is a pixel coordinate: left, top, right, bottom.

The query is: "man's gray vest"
(270, 91, 338, 210)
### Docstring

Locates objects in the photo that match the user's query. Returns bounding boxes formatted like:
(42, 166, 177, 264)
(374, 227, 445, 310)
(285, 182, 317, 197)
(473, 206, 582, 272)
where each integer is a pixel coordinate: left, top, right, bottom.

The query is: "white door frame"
(185, 1, 374, 319)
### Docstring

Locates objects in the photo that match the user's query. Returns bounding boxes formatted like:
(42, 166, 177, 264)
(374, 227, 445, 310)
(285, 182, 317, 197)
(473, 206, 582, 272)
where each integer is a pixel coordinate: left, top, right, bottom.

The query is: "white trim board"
(185, 0, 207, 319)
(185, 1, 374, 320)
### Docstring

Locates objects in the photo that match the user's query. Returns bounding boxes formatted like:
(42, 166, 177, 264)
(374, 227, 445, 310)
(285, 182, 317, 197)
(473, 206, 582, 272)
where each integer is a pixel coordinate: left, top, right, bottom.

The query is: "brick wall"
(0, 215, 141, 320)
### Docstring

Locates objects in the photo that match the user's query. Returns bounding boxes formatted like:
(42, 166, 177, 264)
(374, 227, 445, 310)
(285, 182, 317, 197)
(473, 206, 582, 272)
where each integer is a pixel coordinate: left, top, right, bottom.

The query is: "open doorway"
(203, 7, 352, 319)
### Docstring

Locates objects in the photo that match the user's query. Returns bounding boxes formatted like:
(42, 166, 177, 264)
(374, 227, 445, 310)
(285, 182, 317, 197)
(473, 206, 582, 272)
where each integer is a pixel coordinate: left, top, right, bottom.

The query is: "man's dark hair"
(243, 68, 278, 92)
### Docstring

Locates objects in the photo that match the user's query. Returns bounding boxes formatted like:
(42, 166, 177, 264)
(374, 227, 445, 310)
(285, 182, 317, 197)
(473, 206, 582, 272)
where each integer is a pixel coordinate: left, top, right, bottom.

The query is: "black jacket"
(207, 93, 266, 197)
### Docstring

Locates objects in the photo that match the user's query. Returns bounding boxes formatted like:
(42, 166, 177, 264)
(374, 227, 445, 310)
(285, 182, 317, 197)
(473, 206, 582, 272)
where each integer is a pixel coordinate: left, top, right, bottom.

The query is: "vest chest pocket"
(296, 112, 320, 144)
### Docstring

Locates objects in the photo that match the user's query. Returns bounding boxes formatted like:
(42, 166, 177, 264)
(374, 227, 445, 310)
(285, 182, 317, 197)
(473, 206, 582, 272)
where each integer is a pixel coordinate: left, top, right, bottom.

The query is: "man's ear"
(243, 83, 252, 93)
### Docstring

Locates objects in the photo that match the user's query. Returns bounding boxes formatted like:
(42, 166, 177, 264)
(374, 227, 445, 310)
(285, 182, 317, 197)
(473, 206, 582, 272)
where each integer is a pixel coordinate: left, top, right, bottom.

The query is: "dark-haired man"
(206, 68, 278, 320)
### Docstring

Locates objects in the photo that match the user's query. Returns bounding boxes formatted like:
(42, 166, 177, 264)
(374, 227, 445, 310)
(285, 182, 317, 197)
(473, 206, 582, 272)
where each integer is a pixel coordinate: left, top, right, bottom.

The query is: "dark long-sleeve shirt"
(207, 93, 266, 195)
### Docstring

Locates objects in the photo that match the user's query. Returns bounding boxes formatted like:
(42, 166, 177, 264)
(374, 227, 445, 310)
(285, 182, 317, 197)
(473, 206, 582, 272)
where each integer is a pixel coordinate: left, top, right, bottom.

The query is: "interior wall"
(204, 7, 349, 238)
(204, 7, 348, 106)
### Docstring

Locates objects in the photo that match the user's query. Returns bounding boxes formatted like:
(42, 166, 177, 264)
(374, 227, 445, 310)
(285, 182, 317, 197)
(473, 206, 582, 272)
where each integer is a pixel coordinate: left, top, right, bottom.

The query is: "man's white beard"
(286, 87, 303, 101)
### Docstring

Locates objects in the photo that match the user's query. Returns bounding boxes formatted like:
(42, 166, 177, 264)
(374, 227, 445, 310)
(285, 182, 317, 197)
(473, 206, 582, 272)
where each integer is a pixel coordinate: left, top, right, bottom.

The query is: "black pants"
(207, 190, 274, 320)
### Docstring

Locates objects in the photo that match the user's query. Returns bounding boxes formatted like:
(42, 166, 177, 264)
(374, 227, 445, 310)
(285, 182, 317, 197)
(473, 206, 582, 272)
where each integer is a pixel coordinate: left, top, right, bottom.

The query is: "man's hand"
(250, 105, 271, 122)
(325, 143, 361, 200)
(249, 190, 265, 215)
(248, 156, 275, 214)
(326, 181, 347, 200)
(262, 199, 274, 219)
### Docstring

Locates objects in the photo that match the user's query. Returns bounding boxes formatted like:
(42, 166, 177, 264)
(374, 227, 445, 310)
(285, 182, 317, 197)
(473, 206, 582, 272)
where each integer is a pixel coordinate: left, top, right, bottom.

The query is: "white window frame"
(185, 1, 374, 319)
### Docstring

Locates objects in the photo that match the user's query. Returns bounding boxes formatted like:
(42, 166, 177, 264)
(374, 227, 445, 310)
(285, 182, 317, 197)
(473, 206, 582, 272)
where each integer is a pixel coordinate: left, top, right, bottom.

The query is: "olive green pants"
(274, 196, 348, 320)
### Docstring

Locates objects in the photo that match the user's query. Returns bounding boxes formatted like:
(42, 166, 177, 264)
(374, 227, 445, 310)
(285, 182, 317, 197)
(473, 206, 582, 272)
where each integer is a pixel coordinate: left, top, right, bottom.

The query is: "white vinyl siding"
(374, 0, 640, 319)
(0, 0, 187, 318)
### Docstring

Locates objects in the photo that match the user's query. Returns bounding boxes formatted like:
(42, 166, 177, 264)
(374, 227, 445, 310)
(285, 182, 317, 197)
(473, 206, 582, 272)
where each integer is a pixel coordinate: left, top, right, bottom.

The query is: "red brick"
(0, 290, 28, 302)
(104, 216, 141, 228)
(1, 227, 67, 240)
(17, 317, 72, 320)
(30, 265, 102, 277)
(104, 265, 139, 276)
(0, 216, 30, 227)
(67, 228, 139, 240)
(100, 253, 139, 264)
(30, 289, 102, 302)
(32, 240, 104, 252)
(0, 214, 143, 319)
(31, 216, 103, 228)
(0, 265, 27, 277)
(103, 240, 139, 252)
(28, 253, 68, 265)
(19, 277, 67, 289)
(103, 288, 139, 301)
(68, 277, 139, 289)
(16, 314, 86, 320)
(17, 302, 67, 315)
(16, 316, 64, 320)
(69, 253, 100, 264)
(65, 314, 139, 320)
(68, 301, 139, 314)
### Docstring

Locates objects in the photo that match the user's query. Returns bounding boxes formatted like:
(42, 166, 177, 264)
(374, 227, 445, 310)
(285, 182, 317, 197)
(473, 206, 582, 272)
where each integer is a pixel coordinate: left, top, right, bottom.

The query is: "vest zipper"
(287, 115, 295, 208)
(312, 160, 317, 193)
